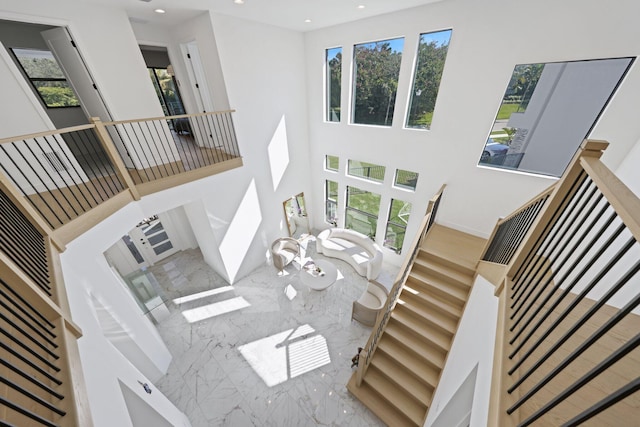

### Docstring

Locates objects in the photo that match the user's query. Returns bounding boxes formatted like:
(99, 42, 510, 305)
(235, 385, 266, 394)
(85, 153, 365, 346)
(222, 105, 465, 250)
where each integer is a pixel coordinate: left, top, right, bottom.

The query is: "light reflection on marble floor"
(150, 238, 388, 426)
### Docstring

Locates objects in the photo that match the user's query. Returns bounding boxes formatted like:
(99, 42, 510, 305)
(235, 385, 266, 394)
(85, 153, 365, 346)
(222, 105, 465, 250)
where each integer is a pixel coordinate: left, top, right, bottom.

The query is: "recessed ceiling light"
(358, 5, 366, 9)
(234, 0, 244, 4)
(305, 19, 312, 23)
(154, 8, 166, 13)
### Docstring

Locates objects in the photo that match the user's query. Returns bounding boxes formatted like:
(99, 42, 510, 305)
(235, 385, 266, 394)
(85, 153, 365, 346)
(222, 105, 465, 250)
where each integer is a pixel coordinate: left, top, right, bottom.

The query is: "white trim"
(0, 41, 56, 130)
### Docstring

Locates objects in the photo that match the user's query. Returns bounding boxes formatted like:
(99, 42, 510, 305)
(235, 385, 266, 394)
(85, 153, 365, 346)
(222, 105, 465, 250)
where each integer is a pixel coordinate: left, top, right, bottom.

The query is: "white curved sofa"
(316, 228, 383, 280)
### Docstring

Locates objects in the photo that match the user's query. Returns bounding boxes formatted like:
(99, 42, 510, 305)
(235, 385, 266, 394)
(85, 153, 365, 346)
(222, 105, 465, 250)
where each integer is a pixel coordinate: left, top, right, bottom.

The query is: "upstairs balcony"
(0, 110, 243, 245)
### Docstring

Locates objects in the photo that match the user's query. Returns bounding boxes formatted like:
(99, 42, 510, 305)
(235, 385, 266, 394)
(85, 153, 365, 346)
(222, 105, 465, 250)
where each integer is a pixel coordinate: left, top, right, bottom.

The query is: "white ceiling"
(83, 0, 444, 32)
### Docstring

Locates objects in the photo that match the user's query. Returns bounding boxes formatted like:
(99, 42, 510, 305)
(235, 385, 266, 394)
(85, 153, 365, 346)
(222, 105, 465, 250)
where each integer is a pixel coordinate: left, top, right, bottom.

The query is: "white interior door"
(180, 41, 221, 148)
(41, 27, 134, 167)
(129, 217, 179, 265)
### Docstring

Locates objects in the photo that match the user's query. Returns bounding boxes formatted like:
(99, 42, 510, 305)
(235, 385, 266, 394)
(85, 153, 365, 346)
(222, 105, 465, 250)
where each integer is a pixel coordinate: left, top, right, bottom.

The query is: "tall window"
(347, 159, 385, 183)
(11, 48, 80, 108)
(384, 199, 412, 254)
(406, 30, 452, 129)
(326, 47, 342, 122)
(325, 180, 338, 225)
(346, 186, 381, 238)
(352, 37, 404, 126)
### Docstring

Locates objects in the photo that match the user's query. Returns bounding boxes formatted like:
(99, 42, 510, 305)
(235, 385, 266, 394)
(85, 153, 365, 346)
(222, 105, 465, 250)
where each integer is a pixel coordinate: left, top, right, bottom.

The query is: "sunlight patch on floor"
(238, 324, 331, 387)
(181, 296, 250, 323)
(172, 286, 235, 305)
(284, 284, 297, 300)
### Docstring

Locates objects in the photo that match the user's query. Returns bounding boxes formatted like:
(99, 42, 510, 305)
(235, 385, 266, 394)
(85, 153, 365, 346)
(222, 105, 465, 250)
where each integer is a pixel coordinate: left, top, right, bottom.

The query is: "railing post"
(487, 279, 520, 427)
(355, 349, 368, 386)
(90, 117, 140, 201)
(506, 139, 607, 278)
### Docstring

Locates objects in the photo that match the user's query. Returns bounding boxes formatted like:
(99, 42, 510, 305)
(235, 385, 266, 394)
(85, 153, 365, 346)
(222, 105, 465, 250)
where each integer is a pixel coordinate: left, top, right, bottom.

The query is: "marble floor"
(148, 237, 392, 426)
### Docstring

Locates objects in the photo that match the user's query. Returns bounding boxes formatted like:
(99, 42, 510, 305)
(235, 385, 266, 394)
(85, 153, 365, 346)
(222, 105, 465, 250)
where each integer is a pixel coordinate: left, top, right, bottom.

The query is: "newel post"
(90, 117, 140, 201)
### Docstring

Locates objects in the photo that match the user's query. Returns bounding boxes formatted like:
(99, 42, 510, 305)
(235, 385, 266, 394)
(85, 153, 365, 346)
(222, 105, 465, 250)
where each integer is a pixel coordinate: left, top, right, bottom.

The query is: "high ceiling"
(83, 0, 444, 32)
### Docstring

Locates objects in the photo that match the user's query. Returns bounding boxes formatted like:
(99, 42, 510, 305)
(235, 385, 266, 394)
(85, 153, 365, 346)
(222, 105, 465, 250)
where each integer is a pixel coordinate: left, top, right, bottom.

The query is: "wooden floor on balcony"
(347, 224, 486, 426)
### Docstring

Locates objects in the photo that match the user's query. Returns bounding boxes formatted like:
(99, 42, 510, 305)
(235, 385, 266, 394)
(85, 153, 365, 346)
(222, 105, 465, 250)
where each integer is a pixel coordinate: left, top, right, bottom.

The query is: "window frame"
(347, 159, 386, 183)
(384, 199, 412, 254)
(405, 29, 453, 130)
(351, 37, 405, 127)
(345, 185, 381, 239)
(10, 47, 81, 109)
(325, 180, 338, 226)
(393, 169, 419, 191)
(325, 47, 342, 123)
(325, 155, 339, 172)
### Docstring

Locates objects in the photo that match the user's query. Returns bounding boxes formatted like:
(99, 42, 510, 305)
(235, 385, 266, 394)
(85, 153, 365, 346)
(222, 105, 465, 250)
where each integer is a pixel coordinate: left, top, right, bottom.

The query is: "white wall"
(424, 275, 499, 427)
(304, 0, 640, 250)
(60, 203, 187, 427)
(0, 0, 164, 123)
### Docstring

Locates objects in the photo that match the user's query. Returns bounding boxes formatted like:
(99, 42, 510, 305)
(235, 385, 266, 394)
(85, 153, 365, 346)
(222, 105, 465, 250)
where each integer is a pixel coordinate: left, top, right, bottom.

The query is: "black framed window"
(345, 186, 381, 239)
(10, 48, 80, 108)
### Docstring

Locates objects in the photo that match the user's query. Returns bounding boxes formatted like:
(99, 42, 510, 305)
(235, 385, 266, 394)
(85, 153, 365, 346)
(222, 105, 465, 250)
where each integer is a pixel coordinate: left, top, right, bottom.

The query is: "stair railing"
(355, 184, 445, 386)
(489, 140, 640, 426)
(481, 185, 555, 265)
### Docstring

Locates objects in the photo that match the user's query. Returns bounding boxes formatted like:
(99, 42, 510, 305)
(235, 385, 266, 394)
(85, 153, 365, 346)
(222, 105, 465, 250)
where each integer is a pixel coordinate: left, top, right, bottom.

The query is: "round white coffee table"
(300, 259, 338, 290)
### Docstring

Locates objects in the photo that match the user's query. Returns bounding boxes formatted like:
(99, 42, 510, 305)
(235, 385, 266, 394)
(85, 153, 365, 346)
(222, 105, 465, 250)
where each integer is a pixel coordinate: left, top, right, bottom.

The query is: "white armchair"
(352, 280, 389, 326)
(271, 237, 300, 273)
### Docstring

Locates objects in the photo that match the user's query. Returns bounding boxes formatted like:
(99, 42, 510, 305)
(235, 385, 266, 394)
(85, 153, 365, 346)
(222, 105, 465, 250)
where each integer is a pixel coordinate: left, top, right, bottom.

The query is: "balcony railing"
(0, 110, 242, 243)
(487, 140, 640, 426)
(0, 109, 241, 426)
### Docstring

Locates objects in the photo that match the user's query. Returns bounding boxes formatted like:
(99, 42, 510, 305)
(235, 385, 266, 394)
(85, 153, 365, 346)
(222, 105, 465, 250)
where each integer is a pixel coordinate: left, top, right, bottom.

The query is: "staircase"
(347, 224, 486, 426)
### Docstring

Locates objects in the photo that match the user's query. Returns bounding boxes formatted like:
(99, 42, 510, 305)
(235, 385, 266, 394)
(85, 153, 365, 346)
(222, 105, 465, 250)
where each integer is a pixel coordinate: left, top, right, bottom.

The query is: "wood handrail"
(0, 123, 96, 145)
(506, 140, 607, 278)
(499, 185, 555, 225)
(580, 156, 640, 242)
(101, 109, 237, 126)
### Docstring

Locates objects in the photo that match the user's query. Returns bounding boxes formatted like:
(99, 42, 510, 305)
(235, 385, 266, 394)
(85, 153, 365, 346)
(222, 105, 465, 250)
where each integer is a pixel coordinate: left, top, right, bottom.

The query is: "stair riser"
(418, 249, 476, 277)
(396, 304, 456, 337)
(412, 260, 471, 289)
(370, 354, 435, 403)
(368, 365, 430, 413)
(407, 276, 466, 308)
(400, 289, 461, 321)
(347, 378, 420, 427)
(363, 373, 426, 426)
(382, 331, 445, 373)
(390, 315, 451, 353)
(376, 344, 439, 397)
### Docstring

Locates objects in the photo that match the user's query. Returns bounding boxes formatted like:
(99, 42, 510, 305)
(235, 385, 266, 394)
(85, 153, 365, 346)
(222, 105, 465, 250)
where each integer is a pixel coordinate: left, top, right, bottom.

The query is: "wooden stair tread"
(400, 285, 462, 320)
(396, 298, 458, 335)
(385, 321, 447, 369)
(422, 224, 487, 271)
(413, 256, 473, 287)
(378, 336, 440, 388)
(363, 367, 427, 426)
(389, 311, 452, 353)
(418, 249, 476, 277)
(407, 273, 468, 307)
(371, 351, 434, 403)
(348, 375, 421, 427)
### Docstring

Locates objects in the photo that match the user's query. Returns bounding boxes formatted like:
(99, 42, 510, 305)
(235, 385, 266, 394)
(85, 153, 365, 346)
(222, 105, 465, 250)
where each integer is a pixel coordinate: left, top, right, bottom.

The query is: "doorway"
(129, 215, 179, 265)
